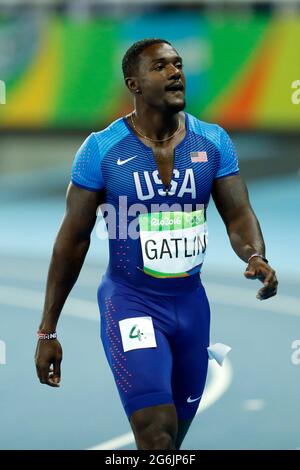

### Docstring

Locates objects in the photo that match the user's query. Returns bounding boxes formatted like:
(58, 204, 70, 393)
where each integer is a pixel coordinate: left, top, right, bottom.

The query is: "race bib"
(139, 210, 208, 278)
(119, 316, 157, 352)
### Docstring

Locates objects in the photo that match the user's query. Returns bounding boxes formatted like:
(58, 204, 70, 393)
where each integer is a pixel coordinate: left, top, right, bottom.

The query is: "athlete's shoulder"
(187, 113, 239, 177)
(83, 116, 129, 160)
(187, 112, 224, 147)
(187, 112, 218, 133)
(71, 116, 130, 184)
(92, 116, 129, 146)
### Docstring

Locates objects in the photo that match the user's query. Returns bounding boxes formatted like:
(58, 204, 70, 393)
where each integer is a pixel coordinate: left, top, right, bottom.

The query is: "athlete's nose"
(167, 63, 182, 80)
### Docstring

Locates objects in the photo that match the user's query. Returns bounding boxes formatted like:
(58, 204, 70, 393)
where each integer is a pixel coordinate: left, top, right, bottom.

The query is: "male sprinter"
(35, 38, 278, 450)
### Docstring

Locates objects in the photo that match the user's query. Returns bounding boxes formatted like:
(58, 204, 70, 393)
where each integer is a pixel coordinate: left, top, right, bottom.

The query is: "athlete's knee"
(138, 428, 175, 450)
(130, 404, 177, 450)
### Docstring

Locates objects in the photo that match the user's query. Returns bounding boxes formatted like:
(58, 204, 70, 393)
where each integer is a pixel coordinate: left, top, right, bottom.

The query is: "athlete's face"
(136, 43, 186, 112)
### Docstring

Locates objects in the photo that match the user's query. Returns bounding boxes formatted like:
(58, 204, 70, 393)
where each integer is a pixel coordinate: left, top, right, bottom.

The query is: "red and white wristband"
(37, 331, 57, 340)
(247, 253, 268, 264)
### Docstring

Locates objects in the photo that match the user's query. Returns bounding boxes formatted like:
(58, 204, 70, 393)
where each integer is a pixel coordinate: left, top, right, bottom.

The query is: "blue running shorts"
(97, 274, 210, 421)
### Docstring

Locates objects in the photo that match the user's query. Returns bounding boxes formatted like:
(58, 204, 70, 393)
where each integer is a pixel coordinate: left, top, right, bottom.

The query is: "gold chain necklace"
(130, 112, 181, 143)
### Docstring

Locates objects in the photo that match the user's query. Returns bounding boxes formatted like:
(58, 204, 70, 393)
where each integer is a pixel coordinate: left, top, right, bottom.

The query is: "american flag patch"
(190, 151, 208, 163)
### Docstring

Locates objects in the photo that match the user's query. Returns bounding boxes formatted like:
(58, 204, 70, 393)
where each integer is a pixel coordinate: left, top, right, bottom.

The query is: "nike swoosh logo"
(117, 156, 137, 166)
(187, 395, 202, 403)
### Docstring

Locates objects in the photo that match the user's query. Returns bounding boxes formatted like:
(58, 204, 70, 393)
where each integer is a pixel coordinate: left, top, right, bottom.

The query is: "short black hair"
(122, 38, 172, 80)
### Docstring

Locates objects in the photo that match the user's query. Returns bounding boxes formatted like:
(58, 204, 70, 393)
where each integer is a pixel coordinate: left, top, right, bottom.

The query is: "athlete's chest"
(151, 146, 173, 185)
(102, 135, 218, 204)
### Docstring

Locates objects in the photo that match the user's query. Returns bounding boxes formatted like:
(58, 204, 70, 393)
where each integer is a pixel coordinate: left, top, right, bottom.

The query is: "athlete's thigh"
(97, 278, 175, 419)
(170, 284, 210, 420)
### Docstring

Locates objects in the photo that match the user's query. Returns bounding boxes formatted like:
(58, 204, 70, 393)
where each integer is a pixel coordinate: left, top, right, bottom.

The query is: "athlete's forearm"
(39, 236, 90, 332)
(226, 207, 266, 263)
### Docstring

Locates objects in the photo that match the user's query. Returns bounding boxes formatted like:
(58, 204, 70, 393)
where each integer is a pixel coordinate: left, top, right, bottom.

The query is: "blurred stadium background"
(0, 0, 299, 450)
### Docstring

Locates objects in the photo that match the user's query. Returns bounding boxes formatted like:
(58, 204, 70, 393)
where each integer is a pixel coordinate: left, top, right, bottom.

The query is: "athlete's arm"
(35, 182, 105, 386)
(211, 174, 278, 300)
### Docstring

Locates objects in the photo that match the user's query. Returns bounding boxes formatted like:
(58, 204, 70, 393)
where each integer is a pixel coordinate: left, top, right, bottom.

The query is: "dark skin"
(35, 184, 105, 386)
(125, 42, 186, 190)
(35, 42, 278, 449)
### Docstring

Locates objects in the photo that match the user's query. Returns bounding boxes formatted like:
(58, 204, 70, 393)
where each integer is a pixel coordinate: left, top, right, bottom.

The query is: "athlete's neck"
(131, 108, 183, 142)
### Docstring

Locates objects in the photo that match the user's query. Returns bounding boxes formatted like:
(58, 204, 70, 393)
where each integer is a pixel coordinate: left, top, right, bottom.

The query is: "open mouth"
(166, 89, 183, 93)
(165, 83, 184, 93)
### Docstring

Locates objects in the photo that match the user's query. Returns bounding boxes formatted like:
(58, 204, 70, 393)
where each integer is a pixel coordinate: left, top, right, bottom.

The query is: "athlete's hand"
(244, 258, 278, 300)
(35, 339, 62, 387)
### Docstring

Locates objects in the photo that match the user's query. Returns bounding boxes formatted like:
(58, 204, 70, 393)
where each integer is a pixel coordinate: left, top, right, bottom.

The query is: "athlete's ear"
(125, 77, 140, 95)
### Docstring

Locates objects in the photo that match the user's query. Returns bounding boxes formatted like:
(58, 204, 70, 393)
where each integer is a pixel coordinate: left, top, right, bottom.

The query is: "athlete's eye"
(154, 64, 164, 71)
(176, 63, 183, 69)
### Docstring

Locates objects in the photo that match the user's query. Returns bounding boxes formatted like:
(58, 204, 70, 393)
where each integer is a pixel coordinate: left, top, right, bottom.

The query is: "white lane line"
(0, 266, 104, 286)
(88, 431, 134, 451)
(0, 285, 99, 321)
(204, 283, 300, 317)
(88, 359, 233, 450)
(198, 359, 233, 413)
(0, 284, 299, 318)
